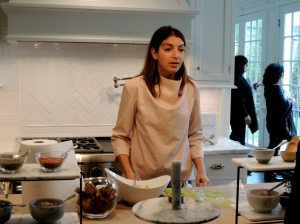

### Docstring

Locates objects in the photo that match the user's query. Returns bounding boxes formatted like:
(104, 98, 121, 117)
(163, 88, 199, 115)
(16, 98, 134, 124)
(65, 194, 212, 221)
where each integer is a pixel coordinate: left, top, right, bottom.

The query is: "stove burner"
(20, 136, 114, 154)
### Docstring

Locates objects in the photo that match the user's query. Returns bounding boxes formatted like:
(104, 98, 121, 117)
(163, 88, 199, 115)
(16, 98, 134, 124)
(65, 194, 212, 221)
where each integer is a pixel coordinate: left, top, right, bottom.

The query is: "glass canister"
(76, 176, 118, 219)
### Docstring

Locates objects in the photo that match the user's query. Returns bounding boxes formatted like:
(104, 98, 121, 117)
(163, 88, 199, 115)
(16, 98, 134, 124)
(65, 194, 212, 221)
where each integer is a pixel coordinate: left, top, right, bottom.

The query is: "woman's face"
(151, 35, 185, 79)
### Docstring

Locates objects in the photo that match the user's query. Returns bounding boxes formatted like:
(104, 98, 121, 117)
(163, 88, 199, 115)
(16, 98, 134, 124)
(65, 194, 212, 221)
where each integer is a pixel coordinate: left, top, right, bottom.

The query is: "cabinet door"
(192, 0, 234, 82)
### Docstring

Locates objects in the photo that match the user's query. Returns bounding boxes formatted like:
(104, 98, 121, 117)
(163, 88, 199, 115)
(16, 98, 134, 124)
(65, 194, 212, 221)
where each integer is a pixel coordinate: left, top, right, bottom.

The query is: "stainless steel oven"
(71, 136, 123, 178)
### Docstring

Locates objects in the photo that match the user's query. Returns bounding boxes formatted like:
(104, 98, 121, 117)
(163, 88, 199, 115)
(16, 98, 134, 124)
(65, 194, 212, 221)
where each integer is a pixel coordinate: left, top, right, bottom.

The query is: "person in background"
(263, 63, 296, 182)
(111, 26, 209, 187)
(230, 55, 258, 145)
(263, 63, 296, 155)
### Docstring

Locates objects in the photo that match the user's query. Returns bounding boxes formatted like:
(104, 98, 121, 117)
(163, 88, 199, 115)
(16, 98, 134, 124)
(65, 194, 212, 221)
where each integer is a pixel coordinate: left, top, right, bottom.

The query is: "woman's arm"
(188, 82, 209, 187)
(111, 79, 138, 179)
(116, 154, 135, 180)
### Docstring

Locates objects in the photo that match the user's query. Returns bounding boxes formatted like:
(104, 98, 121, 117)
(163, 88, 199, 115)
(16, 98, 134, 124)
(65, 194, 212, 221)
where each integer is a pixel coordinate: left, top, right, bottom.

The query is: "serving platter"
(132, 197, 221, 223)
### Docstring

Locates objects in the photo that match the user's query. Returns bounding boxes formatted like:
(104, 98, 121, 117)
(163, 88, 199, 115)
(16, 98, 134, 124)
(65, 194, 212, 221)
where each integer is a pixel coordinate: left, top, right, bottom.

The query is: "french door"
(235, 12, 265, 147)
(279, 3, 300, 136)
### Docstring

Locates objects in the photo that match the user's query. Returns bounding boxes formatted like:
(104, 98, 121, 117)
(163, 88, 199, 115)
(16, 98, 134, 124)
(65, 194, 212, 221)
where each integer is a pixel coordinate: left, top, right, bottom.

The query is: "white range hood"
(0, 0, 198, 43)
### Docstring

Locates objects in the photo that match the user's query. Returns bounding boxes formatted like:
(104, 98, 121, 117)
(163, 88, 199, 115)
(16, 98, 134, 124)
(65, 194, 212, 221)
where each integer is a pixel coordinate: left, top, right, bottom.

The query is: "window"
(281, 10, 300, 134)
(235, 15, 264, 147)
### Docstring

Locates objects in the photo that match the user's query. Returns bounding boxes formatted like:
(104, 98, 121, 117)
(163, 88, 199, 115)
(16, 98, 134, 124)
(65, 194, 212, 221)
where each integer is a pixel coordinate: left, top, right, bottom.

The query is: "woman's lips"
(169, 62, 180, 68)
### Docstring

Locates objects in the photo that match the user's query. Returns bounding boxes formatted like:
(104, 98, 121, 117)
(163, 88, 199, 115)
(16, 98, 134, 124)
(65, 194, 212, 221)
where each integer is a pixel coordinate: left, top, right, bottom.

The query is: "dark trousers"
(230, 122, 246, 145)
(268, 133, 291, 156)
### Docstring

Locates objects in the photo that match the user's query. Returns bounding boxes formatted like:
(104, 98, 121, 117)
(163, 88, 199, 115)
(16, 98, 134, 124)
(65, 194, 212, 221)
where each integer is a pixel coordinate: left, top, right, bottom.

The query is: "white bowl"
(105, 168, 170, 205)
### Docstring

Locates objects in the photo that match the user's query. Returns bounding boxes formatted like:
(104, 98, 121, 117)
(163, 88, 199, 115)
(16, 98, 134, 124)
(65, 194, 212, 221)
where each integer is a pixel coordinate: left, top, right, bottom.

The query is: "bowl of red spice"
(35, 151, 67, 172)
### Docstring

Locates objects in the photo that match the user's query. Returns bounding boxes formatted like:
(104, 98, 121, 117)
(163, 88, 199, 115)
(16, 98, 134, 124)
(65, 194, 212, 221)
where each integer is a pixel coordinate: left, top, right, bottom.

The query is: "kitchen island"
(2, 183, 285, 224)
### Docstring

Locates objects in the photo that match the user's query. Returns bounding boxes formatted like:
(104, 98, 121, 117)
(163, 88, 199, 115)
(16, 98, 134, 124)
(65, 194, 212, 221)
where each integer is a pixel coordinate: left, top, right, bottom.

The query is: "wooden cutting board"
(132, 197, 221, 223)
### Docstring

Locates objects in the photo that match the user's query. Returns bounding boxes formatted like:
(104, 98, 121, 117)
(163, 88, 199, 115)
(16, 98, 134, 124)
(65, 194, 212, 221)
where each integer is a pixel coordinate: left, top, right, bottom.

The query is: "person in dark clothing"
(263, 63, 296, 182)
(284, 141, 300, 224)
(230, 55, 258, 145)
(263, 63, 296, 156)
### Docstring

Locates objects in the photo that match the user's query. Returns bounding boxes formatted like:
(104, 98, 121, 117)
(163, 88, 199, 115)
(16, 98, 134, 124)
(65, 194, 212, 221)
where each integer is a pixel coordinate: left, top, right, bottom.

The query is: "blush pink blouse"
(112, 75, 203, 181)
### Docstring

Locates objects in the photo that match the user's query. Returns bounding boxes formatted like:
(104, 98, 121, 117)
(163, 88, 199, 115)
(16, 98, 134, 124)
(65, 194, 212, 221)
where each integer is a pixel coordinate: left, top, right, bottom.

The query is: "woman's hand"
(289, 97, 296, 104)
(195, 172, 210, 187)
(116, 154, 135, 180)
(244, 115, 252, 125)
(192, 157, 209, 187)
(124, 170, 135, 180)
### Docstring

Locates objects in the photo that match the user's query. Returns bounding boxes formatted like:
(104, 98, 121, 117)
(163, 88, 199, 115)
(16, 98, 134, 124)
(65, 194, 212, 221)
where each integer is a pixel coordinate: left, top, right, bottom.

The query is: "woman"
(230, 55, 258, 145)
(263, 63, 296, 156)
(111, 25, 209, 187)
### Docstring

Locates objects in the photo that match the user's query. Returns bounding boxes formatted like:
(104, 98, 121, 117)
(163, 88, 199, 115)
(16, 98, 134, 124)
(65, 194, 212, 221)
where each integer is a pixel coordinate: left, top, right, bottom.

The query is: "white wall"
(0, 41, 224, 150)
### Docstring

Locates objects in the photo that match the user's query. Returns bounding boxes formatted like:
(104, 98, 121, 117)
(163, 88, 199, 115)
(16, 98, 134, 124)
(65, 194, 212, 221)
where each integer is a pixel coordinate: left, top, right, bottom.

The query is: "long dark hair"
(262, 63, 284, 86)
(235, 55, 248, 76)
(138, 25, 192, 97)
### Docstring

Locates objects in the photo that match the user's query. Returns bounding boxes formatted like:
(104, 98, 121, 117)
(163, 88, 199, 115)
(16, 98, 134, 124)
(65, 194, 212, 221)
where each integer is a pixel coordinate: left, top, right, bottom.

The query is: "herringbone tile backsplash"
(0, 42, 221, 139)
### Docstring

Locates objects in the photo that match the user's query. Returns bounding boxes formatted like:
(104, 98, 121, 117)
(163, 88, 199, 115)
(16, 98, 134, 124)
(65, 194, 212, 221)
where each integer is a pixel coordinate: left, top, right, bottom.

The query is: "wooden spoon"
(267, 181, 286, 194)
(272, 139, 288, 150)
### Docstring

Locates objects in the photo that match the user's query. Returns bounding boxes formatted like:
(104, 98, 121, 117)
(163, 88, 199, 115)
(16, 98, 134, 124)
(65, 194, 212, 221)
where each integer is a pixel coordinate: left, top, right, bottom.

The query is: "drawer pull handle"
(210, 163, 224, 169)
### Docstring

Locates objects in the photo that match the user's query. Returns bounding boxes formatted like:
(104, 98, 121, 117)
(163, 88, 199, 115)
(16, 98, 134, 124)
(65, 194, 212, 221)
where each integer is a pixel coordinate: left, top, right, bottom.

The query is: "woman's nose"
(172, 50, 180, 57)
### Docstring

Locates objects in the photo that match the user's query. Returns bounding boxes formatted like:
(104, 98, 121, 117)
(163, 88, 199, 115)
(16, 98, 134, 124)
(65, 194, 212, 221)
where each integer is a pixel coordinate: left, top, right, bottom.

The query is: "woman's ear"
(151, 47, 158, 60)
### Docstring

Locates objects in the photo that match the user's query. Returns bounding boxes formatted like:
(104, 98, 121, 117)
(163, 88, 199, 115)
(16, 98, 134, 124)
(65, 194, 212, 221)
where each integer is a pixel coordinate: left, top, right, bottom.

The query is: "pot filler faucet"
(113, 76, 133, 88)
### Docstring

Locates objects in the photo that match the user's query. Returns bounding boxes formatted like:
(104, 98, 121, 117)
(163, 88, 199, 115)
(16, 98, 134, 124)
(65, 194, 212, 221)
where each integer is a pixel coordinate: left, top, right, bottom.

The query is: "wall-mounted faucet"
(113, 76, 133, 88)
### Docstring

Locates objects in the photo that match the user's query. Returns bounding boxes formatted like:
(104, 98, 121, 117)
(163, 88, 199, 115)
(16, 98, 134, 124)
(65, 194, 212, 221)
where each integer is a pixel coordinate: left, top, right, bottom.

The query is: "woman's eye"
(179, 48, 185, 52)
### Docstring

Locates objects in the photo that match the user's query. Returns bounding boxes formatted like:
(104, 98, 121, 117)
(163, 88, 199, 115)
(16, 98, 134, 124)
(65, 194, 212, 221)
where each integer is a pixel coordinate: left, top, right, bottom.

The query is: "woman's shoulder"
(187, 77, 199, 91)
(124, 75, 144, 89)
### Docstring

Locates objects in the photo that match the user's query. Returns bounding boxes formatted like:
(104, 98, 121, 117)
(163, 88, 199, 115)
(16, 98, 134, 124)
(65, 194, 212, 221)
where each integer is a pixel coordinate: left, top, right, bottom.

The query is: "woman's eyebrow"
(161, 43, 185, 47)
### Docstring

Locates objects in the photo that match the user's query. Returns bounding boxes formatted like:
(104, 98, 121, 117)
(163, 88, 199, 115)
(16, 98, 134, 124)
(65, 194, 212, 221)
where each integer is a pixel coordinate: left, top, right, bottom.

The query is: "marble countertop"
(6, 213, 79, 224)
(0, 163, 81, 181)
(203, 137, 252, 155)
(0, 136, 252, 154)
(3, 183, 285, 224)
(232, 156, 295, 172)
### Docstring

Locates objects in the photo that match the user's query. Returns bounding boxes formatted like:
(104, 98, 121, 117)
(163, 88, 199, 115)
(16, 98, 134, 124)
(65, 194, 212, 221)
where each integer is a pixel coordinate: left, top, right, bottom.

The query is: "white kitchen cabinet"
(190, 0, 234, 82)
(199, 137, 252, 186)
(205, 154, 248, 185)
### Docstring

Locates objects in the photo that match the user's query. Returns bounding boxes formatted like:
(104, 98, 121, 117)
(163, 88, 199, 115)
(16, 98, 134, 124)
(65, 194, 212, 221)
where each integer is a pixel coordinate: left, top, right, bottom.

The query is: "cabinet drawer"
(204, 154, 247, 185)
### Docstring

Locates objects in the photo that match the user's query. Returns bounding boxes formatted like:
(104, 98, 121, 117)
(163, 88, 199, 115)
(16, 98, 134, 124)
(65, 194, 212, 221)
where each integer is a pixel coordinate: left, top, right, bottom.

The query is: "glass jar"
(77, 176, 118, 219)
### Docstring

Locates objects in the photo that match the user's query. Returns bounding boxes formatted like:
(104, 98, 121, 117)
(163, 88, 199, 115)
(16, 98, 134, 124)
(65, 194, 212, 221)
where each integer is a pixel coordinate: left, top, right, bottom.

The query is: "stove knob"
(90, 167, 102, 177)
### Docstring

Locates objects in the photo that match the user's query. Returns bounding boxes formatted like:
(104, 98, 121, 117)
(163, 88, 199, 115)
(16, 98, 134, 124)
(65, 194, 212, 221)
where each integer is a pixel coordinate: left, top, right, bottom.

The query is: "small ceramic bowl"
(279, 192, 290, 208)
(35, 151, 66, 172)
(0, 152, 28, 173)
(253, 148, 275, 164)
(0, 200, 12, 223)
(105, 168, 170, 205)
(247, 189, 279, 213)
(29, 198, 65, 224)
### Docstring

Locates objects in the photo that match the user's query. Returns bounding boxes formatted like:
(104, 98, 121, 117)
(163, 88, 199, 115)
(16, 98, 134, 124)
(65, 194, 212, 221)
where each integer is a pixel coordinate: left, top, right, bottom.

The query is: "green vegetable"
(163, 188, 232, 208)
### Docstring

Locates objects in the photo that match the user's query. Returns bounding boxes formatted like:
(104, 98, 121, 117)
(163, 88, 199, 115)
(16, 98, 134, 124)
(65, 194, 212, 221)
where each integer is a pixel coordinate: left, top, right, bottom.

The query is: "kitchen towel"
(20, 139, 58, 163)
(20, 140, 78, 212)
